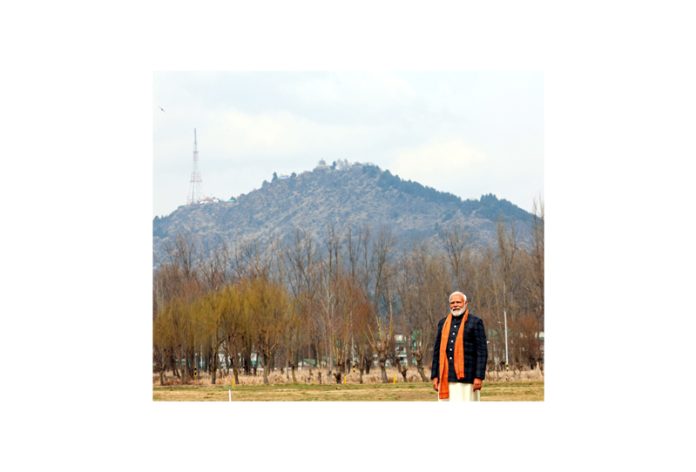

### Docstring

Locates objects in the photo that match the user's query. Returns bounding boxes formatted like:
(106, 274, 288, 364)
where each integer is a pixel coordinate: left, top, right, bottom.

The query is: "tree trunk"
(334, 354, 346, 384)
(186, 349, 196, 383)
(168, 351, 179, 379)
(377, 342, 388, 383)
(262, 352, 271, 385)
(416, 365, 427, 382)
(311, 342, 319, 371)
(414, 349, 428, 382)
(379, 358, 388, 383)
(400, 366, 408, 381)
(210, 348, 218, 385)
(180, 348, 188, 384)
(226, 349, 240, 385)
(243, 349, 252, 375)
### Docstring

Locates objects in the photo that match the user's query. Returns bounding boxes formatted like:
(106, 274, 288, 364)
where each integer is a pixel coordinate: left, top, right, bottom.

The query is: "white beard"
(451, 308, 465, 316)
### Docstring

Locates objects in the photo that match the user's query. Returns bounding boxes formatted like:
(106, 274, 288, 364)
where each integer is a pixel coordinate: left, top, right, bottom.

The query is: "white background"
(1, 1, 694, 470)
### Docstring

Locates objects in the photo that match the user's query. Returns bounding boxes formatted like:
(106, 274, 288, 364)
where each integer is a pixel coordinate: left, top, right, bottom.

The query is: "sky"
(153, 71, 543, 217)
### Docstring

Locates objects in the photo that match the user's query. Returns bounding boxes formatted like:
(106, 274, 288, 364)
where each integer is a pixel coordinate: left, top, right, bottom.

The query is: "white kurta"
(438, 382, 481, 402)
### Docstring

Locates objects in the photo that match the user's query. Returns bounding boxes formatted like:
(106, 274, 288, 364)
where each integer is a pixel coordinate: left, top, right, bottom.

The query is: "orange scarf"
(438, 308, 469, 400)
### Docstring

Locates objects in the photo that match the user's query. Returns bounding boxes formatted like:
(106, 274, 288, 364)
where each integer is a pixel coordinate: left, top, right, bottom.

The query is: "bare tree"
(530, 198, 544, 367)
(369, 227, 396, 383)
(232, 239, 271, 280)
(397, 243, 450, 381)
(439, 224, 470, 289)
(201, 242, 231, 291)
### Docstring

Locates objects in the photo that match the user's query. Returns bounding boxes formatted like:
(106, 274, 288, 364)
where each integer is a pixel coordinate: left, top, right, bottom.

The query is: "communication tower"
(187, 128, 202, 205)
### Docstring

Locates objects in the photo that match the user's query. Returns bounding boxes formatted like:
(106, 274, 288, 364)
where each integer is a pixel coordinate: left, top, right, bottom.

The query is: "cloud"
(293, 72, 415, 105)
(208, 109, 386, 159)
(286, 72, 418, 125)
(385, 138, 495, 201)
(389, 138, 488, 179)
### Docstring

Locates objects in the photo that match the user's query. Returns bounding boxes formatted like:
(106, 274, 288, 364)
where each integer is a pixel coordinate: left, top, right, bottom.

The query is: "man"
(431, 291, 488, 401)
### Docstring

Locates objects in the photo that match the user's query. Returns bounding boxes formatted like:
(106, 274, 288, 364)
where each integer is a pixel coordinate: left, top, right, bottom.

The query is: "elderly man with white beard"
(431, 291, 488, 401)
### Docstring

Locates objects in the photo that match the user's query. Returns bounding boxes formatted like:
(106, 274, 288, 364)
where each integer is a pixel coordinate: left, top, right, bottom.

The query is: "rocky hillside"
(153, 162, 536, 267)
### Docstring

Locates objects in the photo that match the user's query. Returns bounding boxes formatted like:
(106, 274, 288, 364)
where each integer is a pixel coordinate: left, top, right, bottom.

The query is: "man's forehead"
(450, 294, 465, 302)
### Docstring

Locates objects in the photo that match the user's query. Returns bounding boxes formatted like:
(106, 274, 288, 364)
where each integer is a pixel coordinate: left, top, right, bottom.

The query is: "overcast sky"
(153, 71, 543, 217)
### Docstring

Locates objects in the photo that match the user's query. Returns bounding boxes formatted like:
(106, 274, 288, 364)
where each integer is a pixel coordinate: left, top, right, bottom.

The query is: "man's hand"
(473, 378, 483, 391)
(432, 378, 439, 392)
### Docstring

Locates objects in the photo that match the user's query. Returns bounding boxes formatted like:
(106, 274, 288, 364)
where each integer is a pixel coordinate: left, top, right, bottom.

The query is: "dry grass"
(153, 367, 544, 401)
(155, 365, 544, 387)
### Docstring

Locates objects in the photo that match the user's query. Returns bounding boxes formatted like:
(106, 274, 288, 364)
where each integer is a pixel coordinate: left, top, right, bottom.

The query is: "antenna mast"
(187, 128, 202, 205)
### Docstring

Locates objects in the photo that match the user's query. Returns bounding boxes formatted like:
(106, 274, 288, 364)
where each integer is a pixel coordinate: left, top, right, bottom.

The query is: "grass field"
(153, 380, 544, 401)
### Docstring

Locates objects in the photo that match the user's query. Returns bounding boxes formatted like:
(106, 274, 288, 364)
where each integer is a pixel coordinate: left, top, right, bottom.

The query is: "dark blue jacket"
(431, 313, 488, 383)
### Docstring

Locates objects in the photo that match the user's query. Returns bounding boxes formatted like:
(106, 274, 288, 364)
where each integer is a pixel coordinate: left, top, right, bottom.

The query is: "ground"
(153, 379, 544, 401)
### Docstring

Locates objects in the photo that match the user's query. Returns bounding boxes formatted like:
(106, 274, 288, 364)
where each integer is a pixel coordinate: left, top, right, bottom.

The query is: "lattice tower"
(187, 128, 202, 205)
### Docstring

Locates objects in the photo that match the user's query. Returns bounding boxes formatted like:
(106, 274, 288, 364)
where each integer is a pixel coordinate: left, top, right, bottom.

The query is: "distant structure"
(187, 128, 202, 205)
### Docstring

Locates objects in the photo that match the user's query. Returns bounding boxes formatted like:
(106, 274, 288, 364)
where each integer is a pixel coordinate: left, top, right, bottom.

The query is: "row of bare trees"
(153, 202, 544, 385)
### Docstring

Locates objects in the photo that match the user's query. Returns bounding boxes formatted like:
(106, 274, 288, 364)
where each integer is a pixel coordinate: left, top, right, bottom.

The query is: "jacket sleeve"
(431, 319, 443, 379)
(474, 317, 488, 380)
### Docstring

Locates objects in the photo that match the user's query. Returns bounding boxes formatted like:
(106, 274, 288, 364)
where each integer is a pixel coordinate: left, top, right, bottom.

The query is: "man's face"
(449, 295, 467, 315)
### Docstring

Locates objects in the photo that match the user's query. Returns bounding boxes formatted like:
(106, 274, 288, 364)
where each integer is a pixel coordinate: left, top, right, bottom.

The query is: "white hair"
(449, 291, 467, 302)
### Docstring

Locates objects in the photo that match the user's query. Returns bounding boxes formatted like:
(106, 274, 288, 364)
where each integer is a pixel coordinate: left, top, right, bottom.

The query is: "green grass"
(153, 380, 544, 401)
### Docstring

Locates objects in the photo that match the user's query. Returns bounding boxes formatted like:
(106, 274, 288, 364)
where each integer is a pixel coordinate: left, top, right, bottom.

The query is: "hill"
(153, 162, 535, 267)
